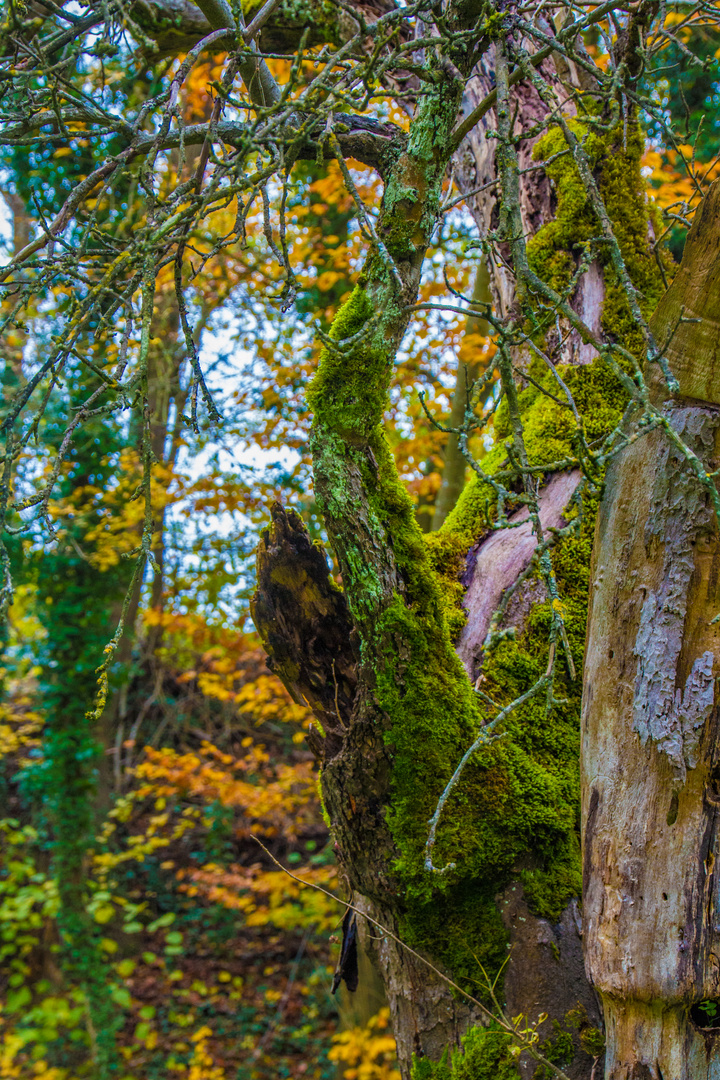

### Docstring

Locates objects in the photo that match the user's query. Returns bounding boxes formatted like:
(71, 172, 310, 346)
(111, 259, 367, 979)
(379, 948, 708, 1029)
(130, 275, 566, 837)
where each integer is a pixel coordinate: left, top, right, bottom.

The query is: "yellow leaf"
(93, 903, 115, 924)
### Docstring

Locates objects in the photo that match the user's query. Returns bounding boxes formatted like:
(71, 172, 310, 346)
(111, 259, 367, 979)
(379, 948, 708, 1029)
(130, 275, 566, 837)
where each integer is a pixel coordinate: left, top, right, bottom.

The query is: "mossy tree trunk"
(302, 16, 492, 1063)
(16, 0, 720, 1076)
(252, 7, 608, 1076)
(582, 180, 720, 1078)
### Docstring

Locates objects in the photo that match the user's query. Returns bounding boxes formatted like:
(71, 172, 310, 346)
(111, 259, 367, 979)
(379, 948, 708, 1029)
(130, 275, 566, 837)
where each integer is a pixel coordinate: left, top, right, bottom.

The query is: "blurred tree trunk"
(431, 259, 491, 530)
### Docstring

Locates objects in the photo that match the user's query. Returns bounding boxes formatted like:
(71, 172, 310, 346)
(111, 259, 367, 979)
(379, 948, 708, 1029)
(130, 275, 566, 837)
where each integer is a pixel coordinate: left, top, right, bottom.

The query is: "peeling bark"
(251, 503, 358, 753)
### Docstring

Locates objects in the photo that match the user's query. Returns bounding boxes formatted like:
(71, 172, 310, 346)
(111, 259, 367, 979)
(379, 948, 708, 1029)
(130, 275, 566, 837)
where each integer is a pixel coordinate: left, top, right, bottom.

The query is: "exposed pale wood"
(457, 470, 582, 680)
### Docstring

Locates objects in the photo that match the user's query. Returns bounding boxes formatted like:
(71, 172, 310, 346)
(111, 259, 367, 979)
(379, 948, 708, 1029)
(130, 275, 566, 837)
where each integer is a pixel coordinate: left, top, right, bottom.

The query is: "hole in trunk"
(667, 790, 679, 826)
(706, 768, 720, 807)
(691, 1000, 720, 1028)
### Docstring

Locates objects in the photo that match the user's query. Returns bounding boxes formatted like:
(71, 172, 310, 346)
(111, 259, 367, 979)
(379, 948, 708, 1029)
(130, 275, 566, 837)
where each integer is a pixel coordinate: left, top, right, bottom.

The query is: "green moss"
(317, 768, 331, 828)
(526, 121, 599, 294)
(361, 387, 609, 984)
(307, 286, 390, 441)
(314, 352, 632, 987)
(533, 1028, 575, 1079)
(403, 879, 509, 993)
(412, 371, 635, 974)
(311, 297, 497, 977)
(436, 357, 626, 619)
(402, 119, 666, 991)
(580, 1026, 605, 1058)
(309, 81, 661, 1040)
(527, 117, 665, 352)
(411, 1024, 519, 1080)
(424, 530, 470, 640)
(417, 467, 605, 937)
(521, 836, 582, 923)
(565, 1005, 606, 1059)
(241, 0, 341, 47)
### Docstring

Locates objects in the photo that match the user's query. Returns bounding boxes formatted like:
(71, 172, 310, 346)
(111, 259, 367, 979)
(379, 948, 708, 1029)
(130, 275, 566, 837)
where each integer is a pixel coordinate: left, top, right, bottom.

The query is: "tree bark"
(582, 180, 720, 1077)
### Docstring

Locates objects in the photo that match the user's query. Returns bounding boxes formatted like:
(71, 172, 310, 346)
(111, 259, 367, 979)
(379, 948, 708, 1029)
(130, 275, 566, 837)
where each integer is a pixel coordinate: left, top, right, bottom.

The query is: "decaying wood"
(251, 502, 358, 757)
(582, 180, 720, 1079)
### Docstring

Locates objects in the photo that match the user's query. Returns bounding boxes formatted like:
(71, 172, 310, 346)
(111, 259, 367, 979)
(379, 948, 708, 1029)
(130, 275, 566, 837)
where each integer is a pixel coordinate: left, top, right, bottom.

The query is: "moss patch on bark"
(306, 95, 663, 1016)
(400, 121, 665, 984)
(526, 117, 665, 352)
(411, 1024, 519, 1080)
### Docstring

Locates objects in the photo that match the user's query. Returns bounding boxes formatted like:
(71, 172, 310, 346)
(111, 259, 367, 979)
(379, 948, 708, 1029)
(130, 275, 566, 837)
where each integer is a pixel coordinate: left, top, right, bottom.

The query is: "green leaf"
(147, 912, 175, 932)
(93, 903, 115, 925)
(110, 986, 132, 1009)
(7, 986, 32, 1012)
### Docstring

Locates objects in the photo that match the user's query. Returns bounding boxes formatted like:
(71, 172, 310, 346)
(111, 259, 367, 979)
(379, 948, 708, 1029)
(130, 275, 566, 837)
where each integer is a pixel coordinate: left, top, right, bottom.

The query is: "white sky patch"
(0, 192, 14, 257)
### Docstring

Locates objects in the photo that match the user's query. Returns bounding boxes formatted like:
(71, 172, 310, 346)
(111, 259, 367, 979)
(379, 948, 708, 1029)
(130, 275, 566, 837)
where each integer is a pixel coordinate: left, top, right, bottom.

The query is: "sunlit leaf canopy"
(1, 0, 720, 660)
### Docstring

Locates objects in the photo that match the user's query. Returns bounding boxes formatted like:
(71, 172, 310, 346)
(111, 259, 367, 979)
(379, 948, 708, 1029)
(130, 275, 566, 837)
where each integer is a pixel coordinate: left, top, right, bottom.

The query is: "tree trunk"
(250, 22, 631, 1080)
(582, 180, 720, 1077)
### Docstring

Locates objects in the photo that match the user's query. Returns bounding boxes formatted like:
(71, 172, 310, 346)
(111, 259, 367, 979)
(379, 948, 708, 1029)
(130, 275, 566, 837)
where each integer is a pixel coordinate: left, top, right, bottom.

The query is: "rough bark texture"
(250, 19, 613, 1078)
(454, 42, 607, 366)
(354, 894, 488, 1068)
(245, 8, 624, 1077)
(454, 46, 556, 322)
(582, 181, 720, 1078)
(500, 885, 603, 1080)
(432, 261, 491, 532)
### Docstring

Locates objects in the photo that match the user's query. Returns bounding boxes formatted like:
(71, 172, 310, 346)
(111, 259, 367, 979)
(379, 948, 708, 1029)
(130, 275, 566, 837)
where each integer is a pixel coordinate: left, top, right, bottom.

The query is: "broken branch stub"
(251, 503, 358, 755)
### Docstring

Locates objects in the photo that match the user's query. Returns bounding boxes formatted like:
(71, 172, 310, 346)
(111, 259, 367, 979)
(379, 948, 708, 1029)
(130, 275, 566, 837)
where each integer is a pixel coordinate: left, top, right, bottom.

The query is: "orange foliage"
(178, 862, 338, 931)
(135, 741, 317, 840)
